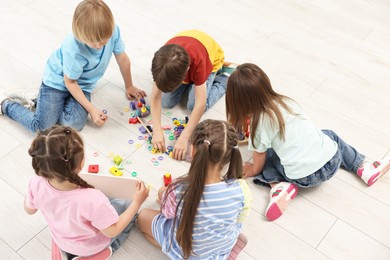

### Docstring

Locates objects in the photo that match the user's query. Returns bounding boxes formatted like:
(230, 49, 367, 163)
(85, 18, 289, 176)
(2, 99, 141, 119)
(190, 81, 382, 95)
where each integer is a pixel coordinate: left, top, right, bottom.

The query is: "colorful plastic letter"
(88, 165, 99, 173)
(109, 166, 123, 176)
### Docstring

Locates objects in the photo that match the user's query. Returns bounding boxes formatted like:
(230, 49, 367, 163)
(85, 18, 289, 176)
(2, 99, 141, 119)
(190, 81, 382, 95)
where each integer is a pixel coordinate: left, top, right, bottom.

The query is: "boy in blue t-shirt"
(0, 0, 145, 132)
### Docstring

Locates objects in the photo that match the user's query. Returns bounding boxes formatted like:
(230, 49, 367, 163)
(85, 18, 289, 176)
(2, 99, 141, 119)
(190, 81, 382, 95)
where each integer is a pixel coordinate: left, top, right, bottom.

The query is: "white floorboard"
(0, 0, 390, 259)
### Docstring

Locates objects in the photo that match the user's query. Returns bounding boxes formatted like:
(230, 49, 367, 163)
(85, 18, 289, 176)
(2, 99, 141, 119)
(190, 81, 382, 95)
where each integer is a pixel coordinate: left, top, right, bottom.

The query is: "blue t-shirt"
(43, 25, 125, 93)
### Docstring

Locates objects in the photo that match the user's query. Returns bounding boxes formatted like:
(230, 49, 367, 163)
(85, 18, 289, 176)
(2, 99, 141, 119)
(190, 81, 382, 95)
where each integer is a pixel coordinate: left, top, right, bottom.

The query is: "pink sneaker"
(265, 182, 298, 221)
(357, 159, 390, 187)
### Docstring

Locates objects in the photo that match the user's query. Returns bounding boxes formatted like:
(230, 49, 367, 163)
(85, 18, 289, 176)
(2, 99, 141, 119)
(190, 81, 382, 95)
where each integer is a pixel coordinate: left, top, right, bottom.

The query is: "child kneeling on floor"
(1, 0, 145, 133)
(225, 63, 390, 222)
(138, 119, 252, 259)
(24, 125, 149, 258)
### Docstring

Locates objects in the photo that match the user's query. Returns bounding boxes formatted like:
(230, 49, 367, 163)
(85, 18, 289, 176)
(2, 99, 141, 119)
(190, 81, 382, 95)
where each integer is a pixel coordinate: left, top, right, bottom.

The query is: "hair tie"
(64, 128, 71, 135)
(204, 140, 210, 145)
(233, 145, 239, 149)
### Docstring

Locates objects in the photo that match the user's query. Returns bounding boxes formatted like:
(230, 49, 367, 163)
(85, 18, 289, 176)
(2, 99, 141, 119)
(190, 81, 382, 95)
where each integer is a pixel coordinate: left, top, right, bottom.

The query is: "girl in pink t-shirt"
(24, 125, 149, 257)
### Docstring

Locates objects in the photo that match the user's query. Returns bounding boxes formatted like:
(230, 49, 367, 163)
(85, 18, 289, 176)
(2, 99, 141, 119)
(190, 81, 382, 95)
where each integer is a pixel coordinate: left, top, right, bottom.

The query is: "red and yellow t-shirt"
(166, 30, 225, 86)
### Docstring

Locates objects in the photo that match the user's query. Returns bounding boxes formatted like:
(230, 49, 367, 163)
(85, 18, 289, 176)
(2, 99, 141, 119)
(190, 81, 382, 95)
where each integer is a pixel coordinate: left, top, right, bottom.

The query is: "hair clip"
(64, 128, 71, 135)
(204, 140, 210, 145)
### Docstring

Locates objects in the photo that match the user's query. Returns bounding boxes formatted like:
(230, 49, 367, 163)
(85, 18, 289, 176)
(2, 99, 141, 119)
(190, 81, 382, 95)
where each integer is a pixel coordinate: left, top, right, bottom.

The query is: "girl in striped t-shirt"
(138, 119, 252, 259)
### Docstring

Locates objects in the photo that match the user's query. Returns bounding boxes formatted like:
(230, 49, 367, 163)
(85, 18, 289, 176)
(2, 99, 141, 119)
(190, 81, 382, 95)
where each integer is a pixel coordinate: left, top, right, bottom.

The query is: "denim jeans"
(3, 82, 90, 133)
(254, 129, 366, 188)
(109, 198, 137, 252)
(161, 70, 228, 111)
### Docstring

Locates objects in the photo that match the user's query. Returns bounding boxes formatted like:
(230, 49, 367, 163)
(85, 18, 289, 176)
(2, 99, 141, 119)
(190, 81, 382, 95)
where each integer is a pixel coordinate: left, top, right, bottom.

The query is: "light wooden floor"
(1, 0, 390, 259)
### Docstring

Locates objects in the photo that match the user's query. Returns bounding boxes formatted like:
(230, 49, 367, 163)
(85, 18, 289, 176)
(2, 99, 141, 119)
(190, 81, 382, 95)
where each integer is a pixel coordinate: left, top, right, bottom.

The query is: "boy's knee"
(70, 122, 86, 131)
(34, 120, 56, 133)
(60, 112, 88, 131)
(187, 100, 209, 112)
(161, 101, 176, 109)
(61, 119, 86, 131)
(186, 101, 195, 111)
(31, 123, 43, 134)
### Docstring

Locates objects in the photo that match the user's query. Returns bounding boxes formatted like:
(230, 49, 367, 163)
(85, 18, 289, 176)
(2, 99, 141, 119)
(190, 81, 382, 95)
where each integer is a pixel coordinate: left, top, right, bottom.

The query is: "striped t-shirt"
(152, 179, 252, 259)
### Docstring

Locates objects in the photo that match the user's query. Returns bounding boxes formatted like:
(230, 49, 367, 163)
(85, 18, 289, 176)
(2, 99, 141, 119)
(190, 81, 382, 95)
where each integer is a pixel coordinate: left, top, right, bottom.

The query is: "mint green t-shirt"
(248, 101, 337, 179)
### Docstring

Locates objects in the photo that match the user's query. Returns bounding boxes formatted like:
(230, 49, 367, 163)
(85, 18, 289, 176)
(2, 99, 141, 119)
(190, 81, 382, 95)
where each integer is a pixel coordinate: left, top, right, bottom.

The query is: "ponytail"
(224, 147, 243, 180)
(162, 119, 243, 258)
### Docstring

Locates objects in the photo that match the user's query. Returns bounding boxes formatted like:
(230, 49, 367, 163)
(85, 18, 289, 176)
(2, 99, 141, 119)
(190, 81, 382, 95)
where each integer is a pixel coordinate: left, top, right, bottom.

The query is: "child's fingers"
(173, 146, 185, 160)
(152, 138, 165, 152)
(100, 114, 108, 122)
(139, 181, 149, 192)
(140, 90, 147, 97)
(136, 181, 141, 190)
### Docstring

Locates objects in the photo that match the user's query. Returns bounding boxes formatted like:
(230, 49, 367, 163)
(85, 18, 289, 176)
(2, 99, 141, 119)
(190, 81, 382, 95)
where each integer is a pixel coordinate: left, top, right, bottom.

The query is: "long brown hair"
(225, 63, 295, 146)
(28, 125, 93, 188)
(162, 119, 243, 258)
(151, 44, 189, 93)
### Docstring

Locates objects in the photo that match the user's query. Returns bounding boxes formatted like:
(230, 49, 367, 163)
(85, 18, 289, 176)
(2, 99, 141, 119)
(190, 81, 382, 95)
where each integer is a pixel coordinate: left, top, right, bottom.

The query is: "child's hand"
(152, 129, 166, 152)
(133, 181, 149, 205)
(173, 136, 188, 160)
(91, 108, 108, 126)
(243, 162, 256, 178)
(125, 85, 147, 100)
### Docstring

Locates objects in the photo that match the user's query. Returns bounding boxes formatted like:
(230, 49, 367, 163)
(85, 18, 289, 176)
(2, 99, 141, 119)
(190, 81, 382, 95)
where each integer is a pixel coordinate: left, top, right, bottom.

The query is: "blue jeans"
(253, 130, 365, 188)
(161, 70, 228, 111)
(3, 82, 90, 133)
(109, 198, 137, 252)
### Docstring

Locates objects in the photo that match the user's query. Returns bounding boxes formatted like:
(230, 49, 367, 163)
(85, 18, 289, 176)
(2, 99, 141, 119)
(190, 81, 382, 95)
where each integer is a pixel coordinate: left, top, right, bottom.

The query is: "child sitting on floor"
(0, 0, 145, 132)
(138, 119, 252, 259)
(24, 125, 149, 257)
(225, 63, 390, 221)
(150, 29, 236, 160)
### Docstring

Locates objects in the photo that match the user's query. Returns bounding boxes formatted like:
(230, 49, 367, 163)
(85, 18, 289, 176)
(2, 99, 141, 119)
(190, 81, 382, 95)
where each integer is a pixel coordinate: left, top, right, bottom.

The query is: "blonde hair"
(72, 0, 115, 43)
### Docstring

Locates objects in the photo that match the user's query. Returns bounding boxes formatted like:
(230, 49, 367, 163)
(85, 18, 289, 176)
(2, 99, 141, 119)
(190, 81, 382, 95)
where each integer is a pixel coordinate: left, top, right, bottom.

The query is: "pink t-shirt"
(26, 176, 119, 256)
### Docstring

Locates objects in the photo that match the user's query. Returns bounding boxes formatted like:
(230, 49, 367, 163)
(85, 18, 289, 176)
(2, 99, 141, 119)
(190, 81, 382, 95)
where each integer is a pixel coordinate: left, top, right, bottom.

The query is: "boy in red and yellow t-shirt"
(150, 30, 234, 160)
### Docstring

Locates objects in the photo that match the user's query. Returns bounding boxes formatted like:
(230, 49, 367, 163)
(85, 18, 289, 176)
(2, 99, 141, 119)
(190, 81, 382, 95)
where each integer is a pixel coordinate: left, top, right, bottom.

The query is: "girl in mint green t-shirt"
(225, 63, 390, 222)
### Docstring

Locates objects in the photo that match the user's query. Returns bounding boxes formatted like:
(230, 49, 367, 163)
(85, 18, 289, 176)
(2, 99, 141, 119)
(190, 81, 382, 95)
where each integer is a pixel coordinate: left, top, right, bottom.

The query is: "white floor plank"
(1, 0, 390, 259)
(318, 219, 390, 260)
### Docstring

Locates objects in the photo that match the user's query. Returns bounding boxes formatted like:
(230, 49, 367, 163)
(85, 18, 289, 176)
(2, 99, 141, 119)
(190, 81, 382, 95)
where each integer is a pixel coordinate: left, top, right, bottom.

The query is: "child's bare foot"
(223, 61, 239, 67)
(222, 62, 239, 76)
